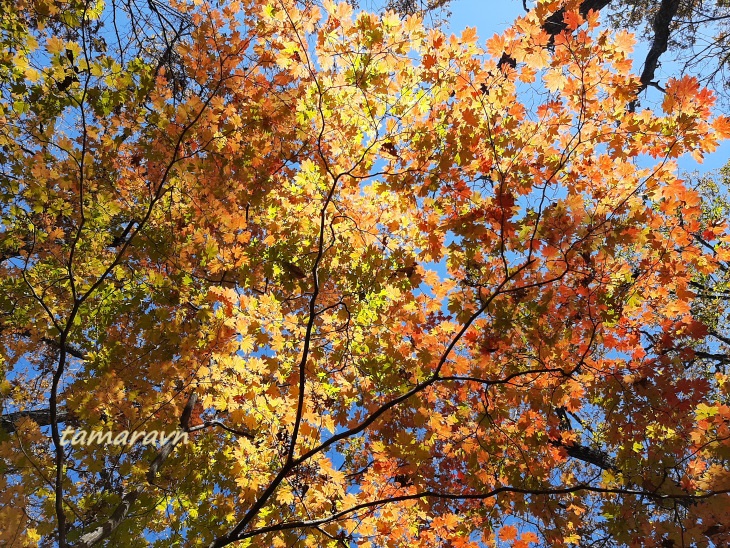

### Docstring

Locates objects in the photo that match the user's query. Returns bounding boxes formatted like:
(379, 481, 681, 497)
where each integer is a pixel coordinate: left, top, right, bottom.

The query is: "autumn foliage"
(2, 0, 730, 545)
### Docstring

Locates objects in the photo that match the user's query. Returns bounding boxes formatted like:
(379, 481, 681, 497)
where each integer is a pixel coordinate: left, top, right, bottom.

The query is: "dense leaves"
(2, 0, 730, 546)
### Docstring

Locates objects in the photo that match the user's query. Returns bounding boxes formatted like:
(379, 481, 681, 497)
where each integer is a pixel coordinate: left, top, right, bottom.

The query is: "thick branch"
(188, 419, 255, 440)
(552, 440, 618, 471)
(694, 350, 730, 364)
(76, 491, 140, 547)
(543, 0, 612, 37)
(75, 392, 197, 547)
(1, 408, 72, 434)
(41, 337, 88, 361)
(639, 0, 682, 88)
(0, 329, 88, 361)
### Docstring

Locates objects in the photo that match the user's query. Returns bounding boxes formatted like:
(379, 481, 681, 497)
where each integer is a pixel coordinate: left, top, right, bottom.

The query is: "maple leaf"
(543, 69, 565, 92)
(712, 116, 730, 139)
(461, 26, 479, 46)
(486, 33, 507, 58)
(563, 10, 583, 31)
(499, 525, 518, 541)
(613, 30, 636, 55)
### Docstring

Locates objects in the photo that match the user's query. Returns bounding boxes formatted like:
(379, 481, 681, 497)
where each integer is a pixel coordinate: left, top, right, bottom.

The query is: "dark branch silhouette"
(1, 408, 72, 434)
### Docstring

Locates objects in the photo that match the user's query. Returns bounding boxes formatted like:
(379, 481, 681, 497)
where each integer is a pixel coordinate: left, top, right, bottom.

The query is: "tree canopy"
(2, 0, 730, 546)
(543, 0, 730, 107)
(604, 0, 730, 105)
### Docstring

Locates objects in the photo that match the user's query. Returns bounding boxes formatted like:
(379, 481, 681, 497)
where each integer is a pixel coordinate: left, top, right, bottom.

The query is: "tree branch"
(41, 337, 88, 361)
(75, 391, 197, 547)
(76, 491, 140, 547)
(552, 439, 619, 471)
(1, 408, 72, 434)
(639, 0, 681, 89)
(234, 483, 730, 542)
(542, 0, 612, 38)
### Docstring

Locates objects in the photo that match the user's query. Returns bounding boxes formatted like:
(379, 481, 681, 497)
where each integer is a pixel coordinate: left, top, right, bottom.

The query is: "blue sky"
(446, 0, 524, 36)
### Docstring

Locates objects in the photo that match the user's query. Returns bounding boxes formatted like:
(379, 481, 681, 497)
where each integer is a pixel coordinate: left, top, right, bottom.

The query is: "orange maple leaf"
(499, 525, 518, 541)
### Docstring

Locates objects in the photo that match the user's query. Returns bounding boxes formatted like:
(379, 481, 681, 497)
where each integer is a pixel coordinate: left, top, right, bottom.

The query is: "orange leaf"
(461, 26, 478, 46)
(499, 525, 518, 541)
(563, 10, 583, 31)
